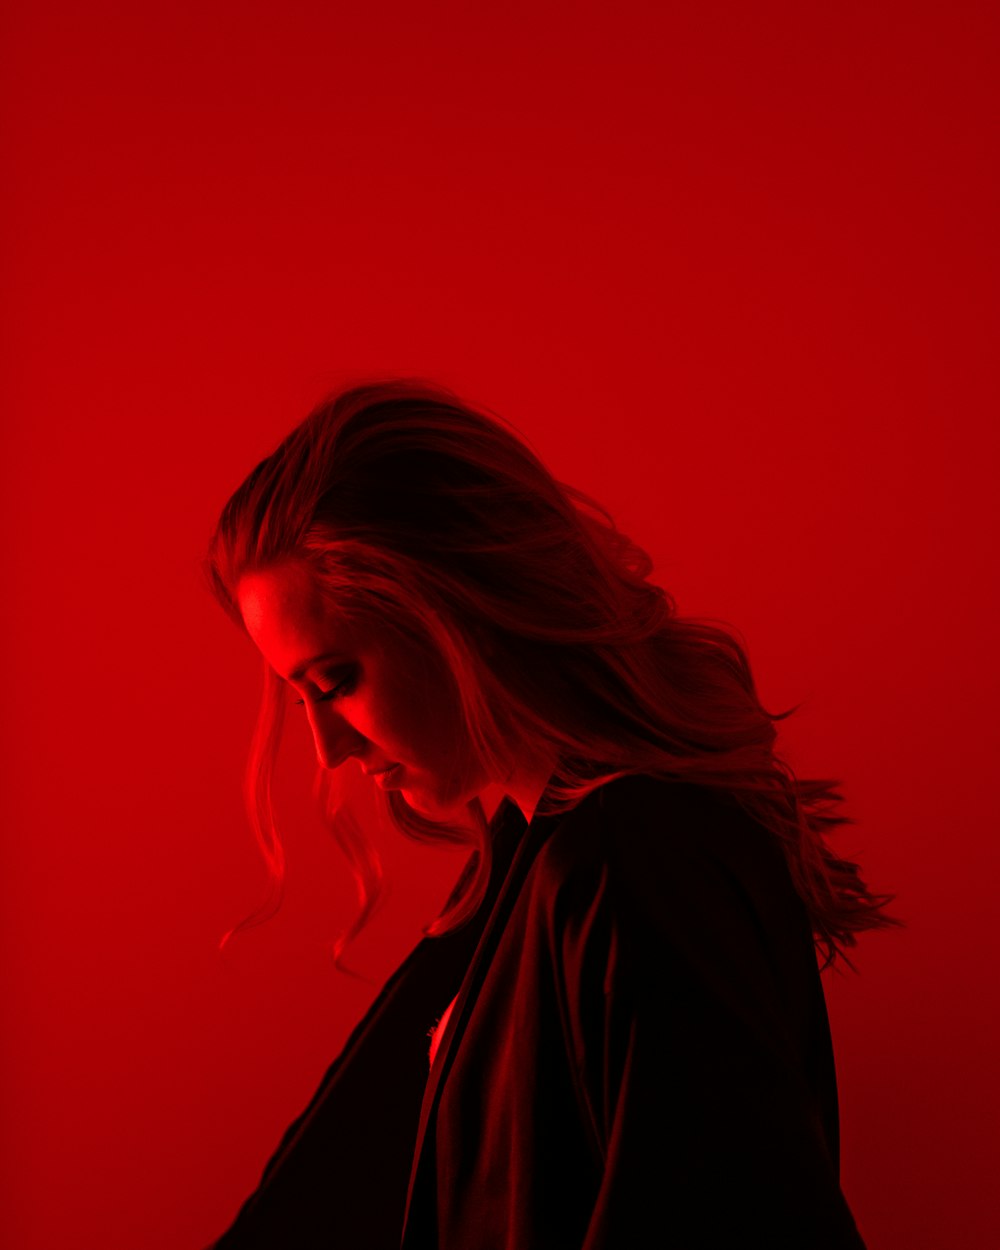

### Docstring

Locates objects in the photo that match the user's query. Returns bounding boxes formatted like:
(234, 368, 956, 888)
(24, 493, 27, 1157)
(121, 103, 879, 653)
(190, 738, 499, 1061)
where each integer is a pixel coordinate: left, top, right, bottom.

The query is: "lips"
(364, 763, 399, 777)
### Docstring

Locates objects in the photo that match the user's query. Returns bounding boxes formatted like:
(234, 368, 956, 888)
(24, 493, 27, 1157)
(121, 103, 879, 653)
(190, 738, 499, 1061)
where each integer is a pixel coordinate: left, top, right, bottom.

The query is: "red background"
(2, 2, 997, 1247)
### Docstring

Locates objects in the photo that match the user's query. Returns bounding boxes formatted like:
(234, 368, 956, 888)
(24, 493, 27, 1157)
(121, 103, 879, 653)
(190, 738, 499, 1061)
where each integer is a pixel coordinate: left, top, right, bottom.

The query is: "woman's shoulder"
(529, 772, 805, 950)
(536, 772, 777, 882)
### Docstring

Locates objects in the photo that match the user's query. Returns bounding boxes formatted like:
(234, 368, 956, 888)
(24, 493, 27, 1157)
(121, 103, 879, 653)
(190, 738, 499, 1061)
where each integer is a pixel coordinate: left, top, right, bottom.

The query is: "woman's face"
(237, 561, 492, 819)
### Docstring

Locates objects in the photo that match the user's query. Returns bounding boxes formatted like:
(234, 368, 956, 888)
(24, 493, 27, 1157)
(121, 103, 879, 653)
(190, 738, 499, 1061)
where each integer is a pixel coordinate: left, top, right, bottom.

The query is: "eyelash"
(292, 673, 357, 706)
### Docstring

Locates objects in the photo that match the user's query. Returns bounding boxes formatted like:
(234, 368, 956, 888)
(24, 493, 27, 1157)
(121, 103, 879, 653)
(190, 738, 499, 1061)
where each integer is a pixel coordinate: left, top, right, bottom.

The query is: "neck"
(479, 753, 558, 825)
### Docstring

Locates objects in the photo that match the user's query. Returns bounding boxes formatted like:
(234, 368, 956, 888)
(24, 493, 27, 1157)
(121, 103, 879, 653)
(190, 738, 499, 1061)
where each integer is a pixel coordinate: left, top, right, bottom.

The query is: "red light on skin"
(373, 763, 402, 787)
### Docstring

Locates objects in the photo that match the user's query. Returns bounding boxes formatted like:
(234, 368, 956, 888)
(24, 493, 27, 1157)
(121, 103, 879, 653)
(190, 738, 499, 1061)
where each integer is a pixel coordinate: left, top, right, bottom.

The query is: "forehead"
(236, 562, 354, 670)
(236, 561, 432, 681)
(237, 562, 325, 635)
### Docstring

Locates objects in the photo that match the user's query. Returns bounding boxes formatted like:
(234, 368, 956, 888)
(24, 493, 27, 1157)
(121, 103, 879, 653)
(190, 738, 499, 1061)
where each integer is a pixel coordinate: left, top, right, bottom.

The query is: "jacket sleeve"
(203, 917, 482, 1250)
(541, 789, 868, 1250)
(202, 938, 434, 1250)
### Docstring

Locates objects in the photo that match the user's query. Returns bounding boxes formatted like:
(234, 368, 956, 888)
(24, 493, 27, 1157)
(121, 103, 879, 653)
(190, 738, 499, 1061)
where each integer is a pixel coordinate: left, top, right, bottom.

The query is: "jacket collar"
(400, 780, 566, 1244)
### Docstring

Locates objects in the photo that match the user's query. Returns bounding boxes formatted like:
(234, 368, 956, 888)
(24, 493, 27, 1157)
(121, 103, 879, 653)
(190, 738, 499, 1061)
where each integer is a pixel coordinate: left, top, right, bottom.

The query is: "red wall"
(3, 3, 997, 1247)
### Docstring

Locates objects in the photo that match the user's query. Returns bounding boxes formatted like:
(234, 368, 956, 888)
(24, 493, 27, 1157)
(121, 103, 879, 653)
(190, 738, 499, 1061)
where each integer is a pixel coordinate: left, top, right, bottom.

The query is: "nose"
(304, 703, 366, 770)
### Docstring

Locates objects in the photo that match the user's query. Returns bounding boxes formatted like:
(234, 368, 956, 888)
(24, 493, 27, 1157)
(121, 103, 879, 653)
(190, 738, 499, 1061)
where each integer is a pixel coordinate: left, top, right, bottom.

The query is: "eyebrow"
(287, 652, 350, 682)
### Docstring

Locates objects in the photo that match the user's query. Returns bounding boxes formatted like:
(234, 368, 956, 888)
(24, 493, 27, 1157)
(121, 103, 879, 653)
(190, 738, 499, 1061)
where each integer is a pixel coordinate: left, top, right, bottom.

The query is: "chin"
(405, 787, 467, 821)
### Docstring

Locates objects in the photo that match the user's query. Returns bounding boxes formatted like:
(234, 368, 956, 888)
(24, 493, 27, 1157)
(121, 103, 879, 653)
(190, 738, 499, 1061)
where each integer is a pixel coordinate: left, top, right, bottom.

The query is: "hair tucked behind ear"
(204, 376, 902, 976)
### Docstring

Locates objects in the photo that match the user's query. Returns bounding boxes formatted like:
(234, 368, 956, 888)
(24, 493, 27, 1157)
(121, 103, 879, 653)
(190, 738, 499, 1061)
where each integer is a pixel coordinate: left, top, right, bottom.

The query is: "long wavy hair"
(204, 377, 900, 975)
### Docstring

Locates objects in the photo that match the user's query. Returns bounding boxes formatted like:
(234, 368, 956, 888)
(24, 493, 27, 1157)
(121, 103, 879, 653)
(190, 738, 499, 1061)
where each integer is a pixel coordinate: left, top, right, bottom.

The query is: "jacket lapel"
(400, 794, 563, 1246)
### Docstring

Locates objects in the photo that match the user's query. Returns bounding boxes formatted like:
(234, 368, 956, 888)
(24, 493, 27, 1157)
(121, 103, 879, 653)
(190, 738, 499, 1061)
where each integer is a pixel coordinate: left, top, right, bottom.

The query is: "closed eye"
(292, 672, 357, 706)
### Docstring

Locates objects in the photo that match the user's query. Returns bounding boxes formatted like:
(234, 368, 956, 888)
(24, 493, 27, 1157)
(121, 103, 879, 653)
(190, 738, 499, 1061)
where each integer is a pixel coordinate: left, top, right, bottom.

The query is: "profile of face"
(237, 561, 494, 820)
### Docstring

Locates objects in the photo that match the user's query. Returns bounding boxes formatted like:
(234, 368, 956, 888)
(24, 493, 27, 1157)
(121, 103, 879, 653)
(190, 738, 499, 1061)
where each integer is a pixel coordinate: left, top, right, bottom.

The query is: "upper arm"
(527, 780, 864, 1247)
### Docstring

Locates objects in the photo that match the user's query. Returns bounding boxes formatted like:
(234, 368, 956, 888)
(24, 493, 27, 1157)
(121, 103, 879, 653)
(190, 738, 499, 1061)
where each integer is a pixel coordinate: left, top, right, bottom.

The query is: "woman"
(202, 379, 899, 1249)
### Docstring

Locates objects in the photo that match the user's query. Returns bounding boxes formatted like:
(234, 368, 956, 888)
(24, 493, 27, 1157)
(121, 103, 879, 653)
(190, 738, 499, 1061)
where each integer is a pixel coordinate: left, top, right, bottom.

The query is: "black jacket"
(207, 774, 867, 1249)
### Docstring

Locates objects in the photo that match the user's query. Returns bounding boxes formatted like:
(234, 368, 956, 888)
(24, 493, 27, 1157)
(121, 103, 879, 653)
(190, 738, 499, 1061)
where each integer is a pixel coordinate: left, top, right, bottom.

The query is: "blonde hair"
(204, 378, 901, 974)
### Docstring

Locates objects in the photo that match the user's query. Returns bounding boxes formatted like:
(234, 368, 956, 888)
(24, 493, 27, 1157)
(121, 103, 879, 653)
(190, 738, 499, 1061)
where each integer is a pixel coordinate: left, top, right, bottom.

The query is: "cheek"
(391, 669, 465, 758)
(346, 678, 426, 753)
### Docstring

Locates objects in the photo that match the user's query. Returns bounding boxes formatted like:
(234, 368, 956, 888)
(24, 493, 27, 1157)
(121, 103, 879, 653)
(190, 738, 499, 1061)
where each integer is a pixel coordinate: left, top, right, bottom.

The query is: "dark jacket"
(207, 774, 867, 1249)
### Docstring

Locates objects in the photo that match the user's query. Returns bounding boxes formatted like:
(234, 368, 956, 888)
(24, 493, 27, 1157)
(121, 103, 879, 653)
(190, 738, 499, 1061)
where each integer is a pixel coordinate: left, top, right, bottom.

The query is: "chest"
(428, 992, 459, 1068)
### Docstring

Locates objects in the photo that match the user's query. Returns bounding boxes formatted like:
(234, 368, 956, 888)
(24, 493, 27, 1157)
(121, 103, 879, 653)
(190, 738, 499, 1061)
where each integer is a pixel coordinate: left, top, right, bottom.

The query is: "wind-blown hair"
(204, 378, 900, 975)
